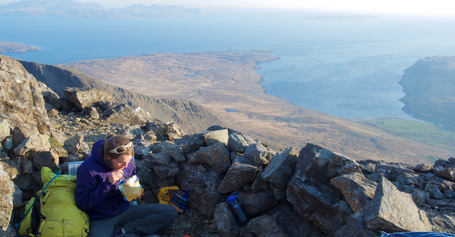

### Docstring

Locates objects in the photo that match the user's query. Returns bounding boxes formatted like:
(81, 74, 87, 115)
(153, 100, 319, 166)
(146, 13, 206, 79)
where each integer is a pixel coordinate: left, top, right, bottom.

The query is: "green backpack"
(17, 167, 90, 237)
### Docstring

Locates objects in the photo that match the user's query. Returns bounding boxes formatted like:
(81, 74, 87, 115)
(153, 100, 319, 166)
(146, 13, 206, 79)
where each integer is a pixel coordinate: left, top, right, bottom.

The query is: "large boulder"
(364, 176, 432, 233)
(203, 129, 228, 146)
(0, 56, 50, 135)
(217, 153, 262, 194)
(63, 87, 113, 111)
(330, 172, 377, 213)
(228, 132, 250, 153)
(286, 143, 361, 236)
(237, 189, 280, 217)
(13, 134, 51, 159)
(244, 143, 274, 165)
(187, 143, 231, 174)
(176, 162, 224, 216)
(261, 147, 298, 200)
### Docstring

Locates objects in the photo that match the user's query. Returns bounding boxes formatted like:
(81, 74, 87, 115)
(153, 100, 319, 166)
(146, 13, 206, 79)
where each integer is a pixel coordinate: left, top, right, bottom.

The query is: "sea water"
(2, 10, 455, 119)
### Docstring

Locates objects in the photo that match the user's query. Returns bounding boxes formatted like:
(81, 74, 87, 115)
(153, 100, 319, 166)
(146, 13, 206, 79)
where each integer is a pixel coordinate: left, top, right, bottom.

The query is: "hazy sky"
(0, 0, 453, 17)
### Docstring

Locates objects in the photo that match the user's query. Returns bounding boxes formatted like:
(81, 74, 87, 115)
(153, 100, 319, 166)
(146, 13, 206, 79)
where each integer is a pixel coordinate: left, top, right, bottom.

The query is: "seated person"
(75, 134, 177, 237)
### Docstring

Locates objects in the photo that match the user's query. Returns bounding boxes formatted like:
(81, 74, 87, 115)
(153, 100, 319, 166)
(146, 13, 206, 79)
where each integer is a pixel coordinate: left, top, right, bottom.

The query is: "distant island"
(0, 0, 206, 19)
(0, 42, 40, 53)
(301, 15, 376, 21)
(399, 56, 455, 131)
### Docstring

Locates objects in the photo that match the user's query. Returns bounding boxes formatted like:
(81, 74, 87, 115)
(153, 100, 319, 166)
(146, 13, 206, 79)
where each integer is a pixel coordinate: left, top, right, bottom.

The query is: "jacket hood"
(91, 139, 113, 171)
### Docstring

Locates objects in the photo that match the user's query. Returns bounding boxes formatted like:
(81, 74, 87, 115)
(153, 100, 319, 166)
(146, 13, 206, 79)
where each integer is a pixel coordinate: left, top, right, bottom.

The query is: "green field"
(358, 119, 455, 152)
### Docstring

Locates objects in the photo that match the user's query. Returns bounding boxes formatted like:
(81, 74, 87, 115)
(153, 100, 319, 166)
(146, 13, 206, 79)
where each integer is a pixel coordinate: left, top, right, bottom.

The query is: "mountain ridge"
(0, 0, 206, 19)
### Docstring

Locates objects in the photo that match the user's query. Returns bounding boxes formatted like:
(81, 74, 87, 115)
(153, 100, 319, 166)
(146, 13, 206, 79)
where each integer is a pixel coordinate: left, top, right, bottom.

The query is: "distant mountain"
(111, 4, 207, 19)
(399, 56, 455, 131)
(0, 0, 206, 19)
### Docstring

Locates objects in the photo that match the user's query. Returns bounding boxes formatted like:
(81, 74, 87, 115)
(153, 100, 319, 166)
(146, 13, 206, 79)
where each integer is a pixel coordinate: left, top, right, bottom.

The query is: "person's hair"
(103, 134, 134, 160)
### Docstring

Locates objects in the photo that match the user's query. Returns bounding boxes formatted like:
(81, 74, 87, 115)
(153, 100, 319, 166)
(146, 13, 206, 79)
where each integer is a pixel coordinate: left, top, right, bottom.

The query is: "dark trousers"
(88, 204, 178, 237)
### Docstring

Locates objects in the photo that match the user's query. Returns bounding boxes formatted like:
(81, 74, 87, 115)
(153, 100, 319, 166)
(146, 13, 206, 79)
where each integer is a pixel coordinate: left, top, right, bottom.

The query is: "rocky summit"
(1, 54, 455, 237)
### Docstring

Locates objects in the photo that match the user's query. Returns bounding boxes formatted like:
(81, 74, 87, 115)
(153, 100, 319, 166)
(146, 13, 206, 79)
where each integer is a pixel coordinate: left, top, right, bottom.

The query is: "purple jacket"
(75, 139, 136, 220)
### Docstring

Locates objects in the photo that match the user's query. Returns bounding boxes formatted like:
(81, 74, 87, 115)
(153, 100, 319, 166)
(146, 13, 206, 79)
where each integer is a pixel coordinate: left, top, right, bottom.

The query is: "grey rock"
(203, 129, 228, 146)
(0, 158, 20, 180)
(433, 166, 455, 181)
(188, 143, 231, 174)
(176, 162, 224, 216)
(50, 130, 67, 147)
(0, 56, 50, 135)
(63, 87, 113, 111)
(14, 134, 51, 158)
(1, 137, 13, 152)
(0, 120, 10, 140)
(244, 215, 288, 237)
(12, 123, 39, 148)
(364, 176, 431, 233)
(434, 159, 450, 167)
(264, 203, 325, 237)
(251, 169, 268, 192)
(214, 202, 240, 237)
(424, 182, 444, 199)
(286, 143, 362, 236)
(64, 132, 84, 154)
(238, 189, 280, 217)
(20, 158, 33, 175)
(12, 183, 23, 207)
(152, 141, 180, 153)
(228, 132, 249, 153)
(0, 169, 14, 231)
(375, 163, 413, 181)
(414, 163, 433, 173)
(146, 152, 172, 166)
(151, 160, 179, 178)
(335, 213, 379, 237)
(429, 213, 455, 234)
(218, 154, 262, 194)
(261, 147, 298, 199)
(330, 172, 377, 213)
(13, 174, 36, 191)
(51, 147, 68, 158)
(33, 151, 60, 171)
(244, 143, 274, 165)
(155, 122, 185, 140)
(181, 133, 205, 155)
(396, 171, 423, 187)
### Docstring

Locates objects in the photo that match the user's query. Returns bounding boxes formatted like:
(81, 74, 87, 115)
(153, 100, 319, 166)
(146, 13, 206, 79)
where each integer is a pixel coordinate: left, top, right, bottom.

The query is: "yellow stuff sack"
(18, 167, 90, 237)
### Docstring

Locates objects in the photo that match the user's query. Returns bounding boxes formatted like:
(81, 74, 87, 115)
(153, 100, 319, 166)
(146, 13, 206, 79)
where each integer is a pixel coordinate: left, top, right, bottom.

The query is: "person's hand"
(109, 169, 124, 184)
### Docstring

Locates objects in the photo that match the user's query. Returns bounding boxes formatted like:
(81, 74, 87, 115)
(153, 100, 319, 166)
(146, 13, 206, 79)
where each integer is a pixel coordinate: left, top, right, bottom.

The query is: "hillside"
(57, 50, 455, 165)
(399, 56, 455, 131)
(0, 0, 206, 19)
(18, 59, 235, 135)
(0, 42, 40, 53)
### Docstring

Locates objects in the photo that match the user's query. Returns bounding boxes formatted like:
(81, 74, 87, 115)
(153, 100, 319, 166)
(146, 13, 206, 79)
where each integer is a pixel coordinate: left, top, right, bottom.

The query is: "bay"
(2, 11, 455, 119)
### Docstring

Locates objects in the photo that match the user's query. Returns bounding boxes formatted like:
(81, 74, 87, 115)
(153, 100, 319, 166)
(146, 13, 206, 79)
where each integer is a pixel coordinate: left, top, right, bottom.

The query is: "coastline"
(58, 50, 454, 164)
(0, 42, 41, 54)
